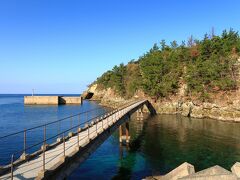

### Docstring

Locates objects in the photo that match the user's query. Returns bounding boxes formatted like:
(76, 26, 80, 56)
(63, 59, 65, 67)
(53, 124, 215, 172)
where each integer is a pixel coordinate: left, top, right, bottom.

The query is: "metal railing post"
(95, 120, 98, 133)
(23, 129, 26, 155)
(63, 133, 65, 158)
(91, 110, 93, 122)
(43, 142, 45, 172)
(77, 129, 80, 147)
(102, 116, 103, 130)
(78, 114, 80, 146)
(112, 111, 113, 123)
(44, 125, 46, 145)
(70, 116, 73, 130)
(11, 154, 14, 180)
(58, 121, 61, 138)
(88, 123, 90, 140)
(43, 125, 46, 172)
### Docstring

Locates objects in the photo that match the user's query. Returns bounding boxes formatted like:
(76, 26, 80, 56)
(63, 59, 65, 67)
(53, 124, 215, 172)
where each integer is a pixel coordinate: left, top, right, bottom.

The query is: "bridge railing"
(0, 107, 110, 166)
(0, 99, 143, 178)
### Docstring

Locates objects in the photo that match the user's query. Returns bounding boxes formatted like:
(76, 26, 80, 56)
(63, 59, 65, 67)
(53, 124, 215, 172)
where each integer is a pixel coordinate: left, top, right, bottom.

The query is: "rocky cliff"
(82, 83, 240, 122)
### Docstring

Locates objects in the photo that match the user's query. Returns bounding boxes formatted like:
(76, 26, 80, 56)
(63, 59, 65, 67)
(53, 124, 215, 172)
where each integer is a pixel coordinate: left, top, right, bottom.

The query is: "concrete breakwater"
(145, 162, 240, 180)
(24, 96, 82, 105)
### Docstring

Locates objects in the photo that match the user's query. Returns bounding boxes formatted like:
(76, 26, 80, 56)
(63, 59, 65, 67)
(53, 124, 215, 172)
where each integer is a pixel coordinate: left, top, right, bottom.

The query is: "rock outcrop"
(82, 83, 240, 122)
(82, 84, 131, 108)
(150, 100, 240, 122)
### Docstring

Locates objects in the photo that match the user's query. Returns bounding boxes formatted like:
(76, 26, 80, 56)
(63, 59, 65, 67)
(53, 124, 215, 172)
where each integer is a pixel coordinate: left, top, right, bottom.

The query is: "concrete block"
(59, 96, 82, 104)
(180, 174, 238, 180)
(180, 165, 236, 180)
(24, 96, 59, 105)
(24, 96, 82, 105)
(184, 165, 231, 177)
(231, 162, 240, 177)
(161, 162, 195, 180)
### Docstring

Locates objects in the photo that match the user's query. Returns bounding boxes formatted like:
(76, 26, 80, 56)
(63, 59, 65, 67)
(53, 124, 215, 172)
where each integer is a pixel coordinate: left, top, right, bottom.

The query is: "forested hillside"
(95, 29, 240, 101)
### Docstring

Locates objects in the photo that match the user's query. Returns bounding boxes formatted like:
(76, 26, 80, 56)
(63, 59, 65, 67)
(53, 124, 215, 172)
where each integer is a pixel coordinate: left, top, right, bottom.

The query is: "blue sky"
(0, 0, 239, 94)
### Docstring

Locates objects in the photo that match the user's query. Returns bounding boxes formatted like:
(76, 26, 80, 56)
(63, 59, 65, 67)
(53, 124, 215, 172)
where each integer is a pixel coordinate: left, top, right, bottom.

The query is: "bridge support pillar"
(119, 125, 123, 143)
(119, 122, 130, 144)
(119, 143, 123, 159)
(125, 122, 130, 143)
(137, 108, 144, 120)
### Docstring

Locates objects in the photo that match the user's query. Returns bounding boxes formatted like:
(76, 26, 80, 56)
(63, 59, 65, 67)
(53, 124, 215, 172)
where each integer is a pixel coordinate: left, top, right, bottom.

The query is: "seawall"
(24, 96, 82, 105)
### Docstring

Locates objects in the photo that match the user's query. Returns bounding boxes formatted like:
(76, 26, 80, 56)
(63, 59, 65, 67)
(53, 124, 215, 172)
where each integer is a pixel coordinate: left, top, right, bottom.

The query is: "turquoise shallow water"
(69, 114, 240, 179)
(1, 95, 240, 179)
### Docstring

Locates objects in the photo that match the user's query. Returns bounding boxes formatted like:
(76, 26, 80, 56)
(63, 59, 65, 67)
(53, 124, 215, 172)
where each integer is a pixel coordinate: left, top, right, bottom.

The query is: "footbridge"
(0, 100, 155, 180)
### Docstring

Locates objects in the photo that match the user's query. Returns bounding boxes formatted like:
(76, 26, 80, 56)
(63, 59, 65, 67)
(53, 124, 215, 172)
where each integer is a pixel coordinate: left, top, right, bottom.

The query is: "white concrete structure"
(0, 100, 147, 180)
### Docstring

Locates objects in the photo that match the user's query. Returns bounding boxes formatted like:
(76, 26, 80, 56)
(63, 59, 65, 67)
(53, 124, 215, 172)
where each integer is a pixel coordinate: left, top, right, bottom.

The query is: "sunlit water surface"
(69, 114, 240, 179)
(0, 95, 240, 179)
(0, 94, 108, 165)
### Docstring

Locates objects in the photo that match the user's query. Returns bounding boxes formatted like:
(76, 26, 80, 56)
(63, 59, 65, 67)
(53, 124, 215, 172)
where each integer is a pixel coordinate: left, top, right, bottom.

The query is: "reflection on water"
(144, 115, 240, 173)
(69, 114, 240, 179)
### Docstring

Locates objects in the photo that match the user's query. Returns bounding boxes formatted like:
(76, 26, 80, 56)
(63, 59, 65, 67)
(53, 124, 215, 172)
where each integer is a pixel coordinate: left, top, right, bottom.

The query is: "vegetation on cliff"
(96, 29, 240, 100)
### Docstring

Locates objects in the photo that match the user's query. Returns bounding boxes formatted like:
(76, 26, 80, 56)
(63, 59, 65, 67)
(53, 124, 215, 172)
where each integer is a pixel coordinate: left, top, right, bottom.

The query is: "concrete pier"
(0, 100, 151, 180)
(24, 96, 82, 105)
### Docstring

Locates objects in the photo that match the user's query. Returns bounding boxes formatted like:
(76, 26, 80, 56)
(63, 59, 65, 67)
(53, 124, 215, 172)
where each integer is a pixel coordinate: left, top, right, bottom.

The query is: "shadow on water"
(112, 119, 149, 180)
(143, 114, 240, 174)
(69, 113, 240, 179)
(112, 150, 136, 180)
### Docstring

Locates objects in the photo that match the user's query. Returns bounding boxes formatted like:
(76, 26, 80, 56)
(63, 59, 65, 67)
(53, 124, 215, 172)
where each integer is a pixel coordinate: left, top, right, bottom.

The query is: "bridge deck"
(0, 100, 145, 180)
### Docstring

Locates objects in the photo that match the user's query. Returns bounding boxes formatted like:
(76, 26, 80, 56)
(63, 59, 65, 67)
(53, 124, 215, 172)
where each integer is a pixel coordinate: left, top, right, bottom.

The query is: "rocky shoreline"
(82, 84, 240, 122)
(95, 99, 240, 123)
(151, 100, 240, 122)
